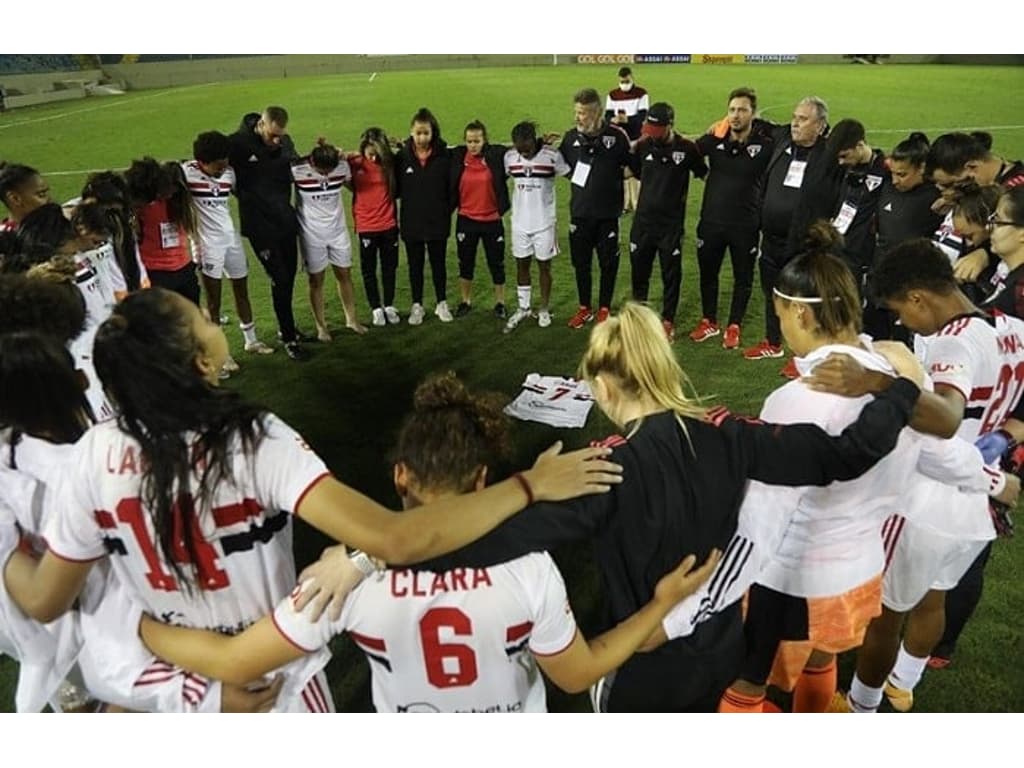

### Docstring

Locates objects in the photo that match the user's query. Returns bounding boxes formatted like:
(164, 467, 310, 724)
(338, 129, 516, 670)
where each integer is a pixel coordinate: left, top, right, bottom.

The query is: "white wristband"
(986, 467, 1007, 498)
(349, 551, 378, 578)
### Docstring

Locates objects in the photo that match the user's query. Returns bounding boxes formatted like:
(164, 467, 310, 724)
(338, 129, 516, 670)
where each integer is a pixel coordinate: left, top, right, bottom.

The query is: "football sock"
(718, 686, 765, 713)
(793, 658, 837, 712)
(848, 673, 883, 713)
(517, 285, 531, 311)
(888, 643, 928, 691)
(240, 322, 258, 346)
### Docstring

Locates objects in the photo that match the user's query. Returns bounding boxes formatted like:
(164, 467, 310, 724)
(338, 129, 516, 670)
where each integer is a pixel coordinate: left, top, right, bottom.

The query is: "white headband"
(772, 287, 840, 304)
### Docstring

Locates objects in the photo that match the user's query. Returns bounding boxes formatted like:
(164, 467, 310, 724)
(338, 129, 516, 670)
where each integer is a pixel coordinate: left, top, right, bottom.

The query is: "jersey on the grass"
(182, 161, 239, 248)
(273, 552, 578, 712)
(292, 159, 351, 244)
(504, 147, 570, 235)
(504, 373, 595, 428)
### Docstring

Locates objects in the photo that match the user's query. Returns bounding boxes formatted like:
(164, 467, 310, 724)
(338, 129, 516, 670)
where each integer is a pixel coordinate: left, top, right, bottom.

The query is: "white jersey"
(273, 552, 578, 713)
(182, 161, 240, 249)
(292, 159, 352, 244)
(933, 210, 966, 265)
(504, 147, 570, 234)
(504, 373, 595, 429)
(68, 243, 118, 422)
(662, 341, 994, 639)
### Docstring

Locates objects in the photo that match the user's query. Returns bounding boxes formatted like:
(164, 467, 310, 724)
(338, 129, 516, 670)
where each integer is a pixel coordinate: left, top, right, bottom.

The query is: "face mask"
(619, 82, 633, 92)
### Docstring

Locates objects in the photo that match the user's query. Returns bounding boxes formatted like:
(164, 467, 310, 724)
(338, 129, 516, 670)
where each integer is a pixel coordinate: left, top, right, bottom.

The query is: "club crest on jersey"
(524, 166, 533, 177)
(865, 174, 883, 191)
(320, 179, 330, 190)
(457, 233, 465, 242)
(672, 151, 686, 165)
(602, 136, 616, 149)
(747, 145, 762, 158)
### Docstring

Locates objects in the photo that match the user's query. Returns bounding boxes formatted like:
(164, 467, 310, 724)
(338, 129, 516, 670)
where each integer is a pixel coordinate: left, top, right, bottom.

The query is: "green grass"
(1, 61, 1022, 712)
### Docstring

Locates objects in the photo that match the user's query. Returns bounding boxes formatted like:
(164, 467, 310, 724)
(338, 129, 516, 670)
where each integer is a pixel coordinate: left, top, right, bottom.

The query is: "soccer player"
(292, 141, 366, 340)
(310, 302, 927, 712)
(229, 106, 308, 361)
(803, 238, 1024, 713)
(183, 130, 273, 377)
(395, 108, 453, 325)
(134, 372, 718, 712)
(349, 127, 400, 327)
(502, 121, 570, 333)
(689, 87, 775, 351)
(78, 171, 147, 295)
(0, 162, 50, 232)
(605, 66, 649, 214)
(1, 288, 624, 709)
(450, 121, 510, 319)
(626, 102, 707, 341)
(560, 88, 632, 328)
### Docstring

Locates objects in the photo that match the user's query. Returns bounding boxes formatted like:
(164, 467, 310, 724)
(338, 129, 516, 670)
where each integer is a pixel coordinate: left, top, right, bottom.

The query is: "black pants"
(456, 216, 505, 285)
(405, 238, 447, 305)
(359, 228, 399, 309)
(741, 583, 810, 686)
(248, 234, 299, 342)
(569, 217, 620, 309)
(934, 541, 993, 658)
(148, 263, 201, 306)
(629, 222, 683, 322)
(696, 220, 759, 325)
(758, 233, 789, 346)
(596, 604, 744, 712)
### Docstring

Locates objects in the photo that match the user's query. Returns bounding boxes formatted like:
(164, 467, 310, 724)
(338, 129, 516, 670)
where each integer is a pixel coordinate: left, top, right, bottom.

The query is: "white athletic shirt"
(291, 159, 351, 244)
(273, 552, 578, 712)
(181, 161, 240, 249)
(504, 374, 595, 429)
(43, 415, 328, 633)
(504, 147, 570, 234)
(68, 243, 118, 421)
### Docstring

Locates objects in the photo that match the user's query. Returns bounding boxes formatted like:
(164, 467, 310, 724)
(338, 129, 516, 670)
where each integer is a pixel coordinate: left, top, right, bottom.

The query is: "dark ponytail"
(891, 132, 930, 167)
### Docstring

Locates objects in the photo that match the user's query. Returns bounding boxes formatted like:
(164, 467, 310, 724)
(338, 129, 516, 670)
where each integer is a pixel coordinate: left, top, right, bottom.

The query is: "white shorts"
(512, 226, 558, 261)
(198, 242, 248, 280)
(302, 230, 353, 273)
(881, 515, 988, 612)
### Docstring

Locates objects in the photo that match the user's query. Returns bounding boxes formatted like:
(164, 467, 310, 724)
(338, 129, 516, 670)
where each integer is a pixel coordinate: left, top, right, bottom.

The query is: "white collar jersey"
(291, 159, 352, 243)
(182, 161, 239, 247)
(503, 147, 570, 234)
(273, 551, 578, 712)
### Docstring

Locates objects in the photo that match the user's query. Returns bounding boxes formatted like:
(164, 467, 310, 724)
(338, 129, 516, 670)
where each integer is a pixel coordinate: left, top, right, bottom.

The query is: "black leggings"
(248, 234, 299, 342)
(405, 238, 448, 305)
(629, 222, 683, 322)
(359, 228, 399, 309)
(147, 263, 200, 306)
(456, 216, 505, 285)
(696, 221, 759, 325)
(569, 217, 620, 309)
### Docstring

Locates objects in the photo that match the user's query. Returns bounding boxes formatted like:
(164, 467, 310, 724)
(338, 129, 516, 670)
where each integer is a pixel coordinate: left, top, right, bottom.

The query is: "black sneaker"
(455, 301, 472, 318)
(493, 302, 507, 319)
(278, 329, 319, 344)
(284, 341, 309, 361)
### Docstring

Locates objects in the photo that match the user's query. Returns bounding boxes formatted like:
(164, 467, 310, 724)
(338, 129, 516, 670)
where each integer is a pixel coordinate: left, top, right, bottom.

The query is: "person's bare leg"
(332, 265, 366, 334)
(308, 269, 330, 341)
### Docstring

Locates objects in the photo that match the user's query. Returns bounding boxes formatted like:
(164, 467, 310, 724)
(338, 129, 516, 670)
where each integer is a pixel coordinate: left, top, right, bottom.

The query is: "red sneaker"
(780, 358, 799, 379)
(596, 306, 611, 324)
(926, 655, 952, 670)
(743, 339, 784, 360)
(722, 323, 741, 350)
(567, 305, 594, 329)
(663, 319, 675, 342)
(688, 317, 720, 343)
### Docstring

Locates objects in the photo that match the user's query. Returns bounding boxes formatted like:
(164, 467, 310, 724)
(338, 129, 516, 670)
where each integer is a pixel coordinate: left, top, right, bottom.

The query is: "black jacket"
(449, 144, 511, 216)
(228, 112, 298, 242)
(395, 137, 452, 241)
(760, 126, 828, 241)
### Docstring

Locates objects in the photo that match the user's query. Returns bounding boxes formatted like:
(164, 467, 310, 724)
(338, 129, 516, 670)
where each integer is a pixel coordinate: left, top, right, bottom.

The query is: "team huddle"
(2, 68, 1024, 713)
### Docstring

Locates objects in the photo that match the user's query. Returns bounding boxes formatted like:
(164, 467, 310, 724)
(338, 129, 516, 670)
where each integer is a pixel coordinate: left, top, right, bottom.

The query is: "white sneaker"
(244, 340, 274, 355)
(222, 354, 240, 373)
(537, 309, 552, 328)
(371, 308, 386, 327)
(503, 307, 532, 334)
(408, 303, 425, 326)
(435, 300, 453, 323)
(384, 305, 400, 324)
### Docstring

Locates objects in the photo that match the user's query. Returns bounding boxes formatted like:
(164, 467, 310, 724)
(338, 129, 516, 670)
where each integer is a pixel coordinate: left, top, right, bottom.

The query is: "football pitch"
(1, 61, 1022, 712)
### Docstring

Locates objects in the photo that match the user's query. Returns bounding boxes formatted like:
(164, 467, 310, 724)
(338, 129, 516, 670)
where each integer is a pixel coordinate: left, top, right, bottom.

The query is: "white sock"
(517, 285, 531, 311)
(240, 322, 258, 345)
(888, 643, 928, 691)
(848, 673, 884, 713)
